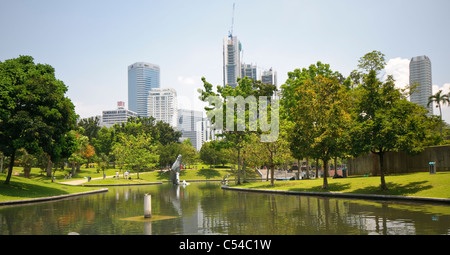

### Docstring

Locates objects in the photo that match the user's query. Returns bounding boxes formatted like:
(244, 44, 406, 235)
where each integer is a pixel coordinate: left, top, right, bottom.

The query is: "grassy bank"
(0, 174, 102, 202)
(0, 164, 246, 202)
(83, 165, 257, 185)
(233, 172, 450, 199)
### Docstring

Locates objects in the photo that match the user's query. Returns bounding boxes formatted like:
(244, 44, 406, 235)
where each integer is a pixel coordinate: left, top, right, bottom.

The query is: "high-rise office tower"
(147, 88, 178, 128)
(128, 62, 160, 117)
(410, 56, 433, 115)
(223, 36, 242, 88)
(241, 63, 257, 80)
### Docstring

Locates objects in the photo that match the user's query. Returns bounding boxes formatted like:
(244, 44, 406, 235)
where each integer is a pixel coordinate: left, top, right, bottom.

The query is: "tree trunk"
(46, 156, 52, 177)
(334, 156, 338, 177)
(237, 148, 241, 185)
(379, 152, 387, 190)
(315, 159, 319, 178)
(322, 159, 329, 189)
(306, 158, 310, 179)
(270, 150, 275, 186)
(4, 151, 15, 185)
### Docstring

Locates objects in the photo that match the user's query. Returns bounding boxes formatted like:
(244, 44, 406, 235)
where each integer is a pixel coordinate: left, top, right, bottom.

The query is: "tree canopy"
(0, 56, 77, 184)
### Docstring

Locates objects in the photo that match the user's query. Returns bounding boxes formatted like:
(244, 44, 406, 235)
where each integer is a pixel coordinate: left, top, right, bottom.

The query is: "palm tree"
(428, 90, 449, 136)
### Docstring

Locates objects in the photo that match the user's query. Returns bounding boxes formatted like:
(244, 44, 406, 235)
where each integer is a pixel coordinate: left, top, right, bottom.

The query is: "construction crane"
(228, 3, 235, 39)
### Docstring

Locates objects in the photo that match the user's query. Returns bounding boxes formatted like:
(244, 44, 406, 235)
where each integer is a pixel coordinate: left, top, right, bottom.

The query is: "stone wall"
(347, 145, 450, 175)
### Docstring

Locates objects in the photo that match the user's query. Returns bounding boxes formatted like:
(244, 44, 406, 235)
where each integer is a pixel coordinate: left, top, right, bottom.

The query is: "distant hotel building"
(128, 62, 160, 117)
(147, 88, 178, 128)
(261, 68, 277, 87)
(410, 56, 433, 115)
(241, 63, 257, 80)
(223, 36, 242, 88)
(100, 101, 138, 128)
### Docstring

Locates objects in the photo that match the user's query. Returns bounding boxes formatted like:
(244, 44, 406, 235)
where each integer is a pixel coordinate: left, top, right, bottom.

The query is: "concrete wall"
(348, 145, 450, 175)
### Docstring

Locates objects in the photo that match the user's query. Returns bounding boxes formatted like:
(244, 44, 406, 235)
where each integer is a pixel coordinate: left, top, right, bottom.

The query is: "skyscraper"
(223, 36, 242, 88)
(147, 88, 178, 128)
(410, 56, 433, 115)
(128, 62, 160, 117)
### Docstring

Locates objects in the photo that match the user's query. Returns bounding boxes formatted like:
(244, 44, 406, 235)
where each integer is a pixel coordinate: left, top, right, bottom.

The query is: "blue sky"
(1, 0, 449, 122)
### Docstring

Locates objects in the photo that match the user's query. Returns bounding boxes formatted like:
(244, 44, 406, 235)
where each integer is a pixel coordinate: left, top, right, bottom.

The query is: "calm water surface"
(0, 182, 449, 235)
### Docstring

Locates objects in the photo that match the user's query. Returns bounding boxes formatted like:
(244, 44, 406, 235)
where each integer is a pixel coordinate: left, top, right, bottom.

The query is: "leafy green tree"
(112, 133, 159, 178)
(0, 56, 77, 184)
(198, 76, 277, 184)
(351, 51, 431, 190)
(200, 140, 228, 167)
(91, 126, 115, 164)
(77, 116, 101, 142)
(290, 74, 352, 189)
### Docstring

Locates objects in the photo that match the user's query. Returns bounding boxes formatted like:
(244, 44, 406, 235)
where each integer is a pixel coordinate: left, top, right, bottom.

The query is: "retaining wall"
(347, 145, 450, 175)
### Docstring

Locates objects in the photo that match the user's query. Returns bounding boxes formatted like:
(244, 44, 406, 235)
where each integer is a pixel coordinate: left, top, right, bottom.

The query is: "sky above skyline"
(1, 0, 449, 123)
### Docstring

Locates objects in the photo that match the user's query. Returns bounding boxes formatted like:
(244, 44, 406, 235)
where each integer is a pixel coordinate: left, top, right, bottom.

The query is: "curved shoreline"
(0, 188, 108, 206)
(221, 186, 450, 205)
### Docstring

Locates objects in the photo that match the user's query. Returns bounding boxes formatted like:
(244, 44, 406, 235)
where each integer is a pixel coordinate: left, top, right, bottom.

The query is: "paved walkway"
(59, 174, 124, 185)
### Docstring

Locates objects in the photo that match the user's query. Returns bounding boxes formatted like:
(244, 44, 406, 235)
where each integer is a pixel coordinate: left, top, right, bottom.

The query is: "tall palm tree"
(428, 90, 449, 136)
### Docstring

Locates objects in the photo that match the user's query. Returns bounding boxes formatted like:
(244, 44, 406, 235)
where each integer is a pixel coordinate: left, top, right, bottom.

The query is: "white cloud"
(177, 76, 201, 85)
(432, 83, 450, 124)
(384, 57, 410, 91)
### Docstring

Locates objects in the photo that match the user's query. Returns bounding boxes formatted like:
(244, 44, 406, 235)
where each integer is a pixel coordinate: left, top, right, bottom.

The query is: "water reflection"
(0, 182, 449, 235)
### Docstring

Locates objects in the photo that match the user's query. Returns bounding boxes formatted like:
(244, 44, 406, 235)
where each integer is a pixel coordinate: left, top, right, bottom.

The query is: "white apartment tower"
(223, 36, 242, 88)
(147, 88, 178, 128)
(410, 56, 433, 116)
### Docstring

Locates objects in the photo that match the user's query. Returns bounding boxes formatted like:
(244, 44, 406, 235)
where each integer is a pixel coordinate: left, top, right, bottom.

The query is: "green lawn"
(83, 164, 257, 185)
(0, 174, 101, 202)
(2, 164, 449, 202)
(234, 172, 450, 199)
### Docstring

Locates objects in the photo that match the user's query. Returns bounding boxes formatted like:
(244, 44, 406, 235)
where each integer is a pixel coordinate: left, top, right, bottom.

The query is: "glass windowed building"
(223, 36, 242, 88)
(128, 62, 160, 117)
(410, 56, 433, 116)
(147, 88, 178, 128)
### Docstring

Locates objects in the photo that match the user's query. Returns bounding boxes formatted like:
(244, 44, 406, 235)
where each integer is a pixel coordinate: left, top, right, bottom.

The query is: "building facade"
(261, 68, 277, 87)
(100, 101, 138, 128)
(177, 109, 204, 151)
(223, 36, 242, 88)
(241, 63, 257, 80)
(128, 62, 160, 117)
(410, 56, 433, 115)
(147, 88, 178, 128)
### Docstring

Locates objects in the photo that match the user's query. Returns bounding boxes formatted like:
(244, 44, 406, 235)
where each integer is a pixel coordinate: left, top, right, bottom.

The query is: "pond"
(0, 182, 449, 235)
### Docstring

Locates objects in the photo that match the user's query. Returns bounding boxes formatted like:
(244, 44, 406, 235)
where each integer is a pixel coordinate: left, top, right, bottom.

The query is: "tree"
(427, 90, 449, 136)
(351, 52, 430, 190)
(0, 56, 77, 184)
(77, 116, 101, 143)
(290, 74, 351, 189)
(198, 76, 277, 184)
(112, 133, 159, 178)
(200, 140, 229, 167)
(281, 62, 351, 188)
